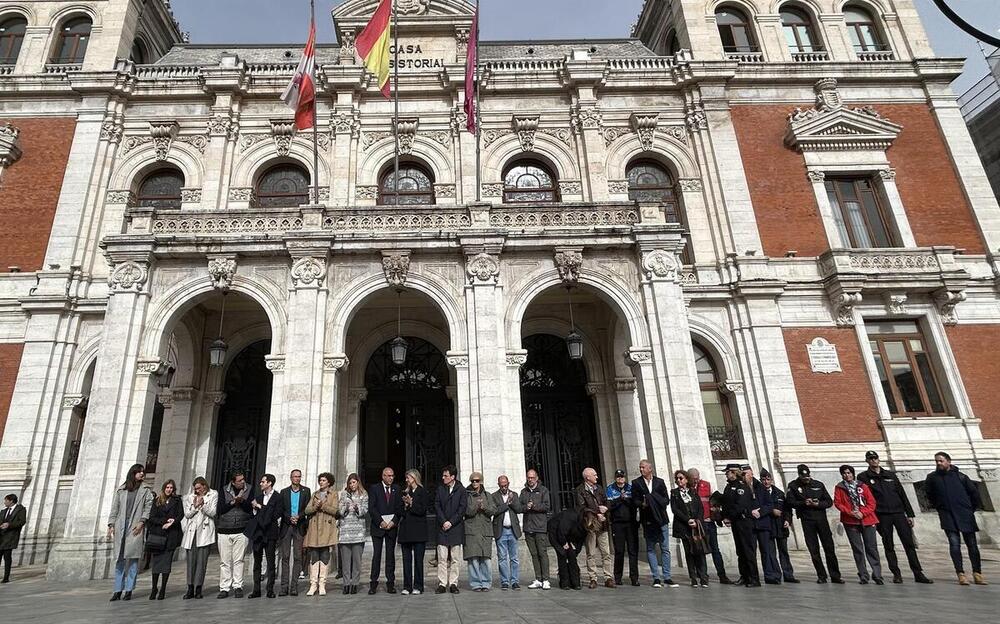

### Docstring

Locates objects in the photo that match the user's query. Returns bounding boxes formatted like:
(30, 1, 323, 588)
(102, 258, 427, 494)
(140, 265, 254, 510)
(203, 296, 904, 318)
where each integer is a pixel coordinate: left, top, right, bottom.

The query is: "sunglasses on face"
(471, 479, 481, 483)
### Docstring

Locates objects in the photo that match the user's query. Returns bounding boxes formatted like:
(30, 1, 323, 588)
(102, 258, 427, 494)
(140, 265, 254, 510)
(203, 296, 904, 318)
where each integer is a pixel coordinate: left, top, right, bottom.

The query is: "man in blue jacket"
(606, 469, 639, 586)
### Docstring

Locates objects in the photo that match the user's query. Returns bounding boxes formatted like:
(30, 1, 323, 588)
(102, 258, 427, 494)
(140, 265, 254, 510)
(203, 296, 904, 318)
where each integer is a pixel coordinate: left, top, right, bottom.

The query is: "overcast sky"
(170, 0, 998, 95)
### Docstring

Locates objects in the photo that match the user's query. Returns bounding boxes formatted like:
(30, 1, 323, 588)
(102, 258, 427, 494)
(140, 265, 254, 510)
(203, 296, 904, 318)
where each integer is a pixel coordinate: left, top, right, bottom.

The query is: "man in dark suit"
(278, 469, 311, 596)
(434, 465, 467, 594)
(368, 466, 402, 594)
(0, 494, 27, 583)
(245, 473, 284, 599)
(631, 459, 676, 587)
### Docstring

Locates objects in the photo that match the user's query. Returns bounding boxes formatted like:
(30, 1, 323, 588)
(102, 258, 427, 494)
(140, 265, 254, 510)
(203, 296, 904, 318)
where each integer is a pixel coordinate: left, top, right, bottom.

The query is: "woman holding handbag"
(181, 477, 218, 599)
(146, 480, 183, 600)
(670, 470, 708, 587)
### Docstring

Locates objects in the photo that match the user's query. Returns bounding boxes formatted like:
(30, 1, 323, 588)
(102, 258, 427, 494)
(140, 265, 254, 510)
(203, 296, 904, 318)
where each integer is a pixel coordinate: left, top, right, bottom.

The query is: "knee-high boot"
(318, 562, 328, 595)
(149, 573, 159, 600)
(306, 562, 320, 596)
(158, 573, 169, 600)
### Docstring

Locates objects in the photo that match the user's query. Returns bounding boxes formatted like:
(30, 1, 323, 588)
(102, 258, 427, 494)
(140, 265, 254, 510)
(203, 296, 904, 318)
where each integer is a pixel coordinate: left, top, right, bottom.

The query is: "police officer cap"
(724, 463, 740, 472)
(865, 450, 879, 461)
(760, 469, 772, 480)
(796, 464, 810, 477)
(739, 463, 752, 472)
(614, 469, 627, 478)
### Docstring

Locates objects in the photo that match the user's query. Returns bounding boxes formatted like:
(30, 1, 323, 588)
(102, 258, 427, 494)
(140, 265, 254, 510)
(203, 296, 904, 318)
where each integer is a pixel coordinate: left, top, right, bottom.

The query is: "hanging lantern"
(157, 365, 176, 388)
(390, 336, 409, 366)
(209, 292, 228, 368)
(566, 330, 584, 361)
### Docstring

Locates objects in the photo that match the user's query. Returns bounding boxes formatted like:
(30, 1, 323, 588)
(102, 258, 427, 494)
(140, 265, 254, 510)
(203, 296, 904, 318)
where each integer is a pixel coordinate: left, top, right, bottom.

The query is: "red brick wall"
(0, 343, 24, 445)
(731, 103, 987, 257)
(946, 325, 1000, 439)
(783, 327, 883, 443)
(0, 117, 77, 273)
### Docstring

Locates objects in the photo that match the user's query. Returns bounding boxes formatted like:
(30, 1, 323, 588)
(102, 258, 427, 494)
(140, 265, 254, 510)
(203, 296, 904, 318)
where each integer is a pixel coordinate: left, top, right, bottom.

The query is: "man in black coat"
(721, 464, 767, 587)
(434, 465, 467, 594)
(786, 463, 843, 584)
(245, 473, 285, 598)
(760, 469, 798, 583)
(278, 469, 311, 596)
(368, 466, 403, 594)
(924, 451, 985, 585)
(631, 459, 676, 587)
(858, 451, 931, 584)
(0, 494, 26, 583)
(547, 508, 587, 590)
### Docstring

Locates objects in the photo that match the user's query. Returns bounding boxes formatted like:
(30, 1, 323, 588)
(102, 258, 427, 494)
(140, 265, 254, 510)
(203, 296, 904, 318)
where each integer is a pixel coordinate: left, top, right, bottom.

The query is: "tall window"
(867, 320, 947, 417)
(844, 6, 888, 53)
(256, 163, 309, 207)
(715, 7, 758, 54)
(52, 16, 92, 64)
(780, 7, 823, 53)
(130, 39, 149, 65)
(627, 160, 691, 262)
(137, 168, 184, 209)
(825, 177, 894, 248)
(503, 160, 559, 204)
(0, 15, 27, 65)
(694, 343, 743, 460)
(379, 163, 435, 205)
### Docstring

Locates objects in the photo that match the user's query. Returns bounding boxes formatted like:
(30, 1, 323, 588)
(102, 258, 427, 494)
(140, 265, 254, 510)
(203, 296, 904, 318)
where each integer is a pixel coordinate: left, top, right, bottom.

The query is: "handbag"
(145, 532, 168, 552)
(689, 520, 707, 557)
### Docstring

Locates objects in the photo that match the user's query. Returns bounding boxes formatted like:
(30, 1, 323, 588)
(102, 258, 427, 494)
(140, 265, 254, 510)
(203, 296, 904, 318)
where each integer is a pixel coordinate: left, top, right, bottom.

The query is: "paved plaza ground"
(0, 546, 996, 623)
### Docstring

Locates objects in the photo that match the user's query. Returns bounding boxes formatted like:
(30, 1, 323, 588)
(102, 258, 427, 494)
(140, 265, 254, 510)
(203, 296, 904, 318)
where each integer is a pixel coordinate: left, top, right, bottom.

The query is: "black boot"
(194, 585, 203, 599)
(150, 574, 159, 600)
(110, 592, 122, 602)
(122, 591, 132, 601)
(158, 573, 169, 600)
(183, 585, 195, 599)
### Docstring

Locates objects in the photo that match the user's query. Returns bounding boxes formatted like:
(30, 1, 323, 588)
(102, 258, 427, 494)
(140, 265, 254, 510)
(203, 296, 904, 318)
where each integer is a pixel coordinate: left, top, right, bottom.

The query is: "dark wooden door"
(212, 340, 272, 488)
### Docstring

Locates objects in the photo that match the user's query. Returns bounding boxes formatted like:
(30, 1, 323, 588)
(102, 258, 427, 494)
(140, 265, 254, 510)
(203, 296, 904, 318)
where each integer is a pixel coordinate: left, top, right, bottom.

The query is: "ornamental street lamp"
(565, 285, 584, 360)
(209, 292, 228, 367)
(391, 289, 408, 365)
(156, 364, 176, 389)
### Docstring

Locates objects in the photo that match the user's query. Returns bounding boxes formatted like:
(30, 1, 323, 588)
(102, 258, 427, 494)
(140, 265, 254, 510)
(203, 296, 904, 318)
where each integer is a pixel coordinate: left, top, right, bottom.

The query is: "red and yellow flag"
(356, 0, 392, 98)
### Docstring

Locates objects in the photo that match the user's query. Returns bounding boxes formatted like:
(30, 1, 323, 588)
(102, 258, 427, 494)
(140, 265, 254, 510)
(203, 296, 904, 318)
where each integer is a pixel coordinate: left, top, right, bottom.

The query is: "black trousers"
(680, 535, 708, 583)
(549, 537, 582, 589)
(755, 530, 780, 582)
(252, 539, 277, 594)
(1, 549, 11, 581)
(876, 512, 922, 576)
(400, 542, 425, 592)
(731, 520, 759, 583)
(775, 534, 796, 580)
(800, 519, 841, 581)
(370, 532, 397, 584)
(610, 521, 639, 583)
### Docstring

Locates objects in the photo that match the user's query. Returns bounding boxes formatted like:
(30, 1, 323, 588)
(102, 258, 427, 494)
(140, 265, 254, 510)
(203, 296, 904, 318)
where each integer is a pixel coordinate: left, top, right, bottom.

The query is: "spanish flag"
(356, 0, 393, 98)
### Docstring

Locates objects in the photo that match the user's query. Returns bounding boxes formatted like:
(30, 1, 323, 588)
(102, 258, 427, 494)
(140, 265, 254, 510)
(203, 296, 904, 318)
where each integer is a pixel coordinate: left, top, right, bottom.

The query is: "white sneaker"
(528, 580, 543, 589)
(401, 589, 410, 595)
(542, 580, 551, 590)
(411, 589, 421, 595)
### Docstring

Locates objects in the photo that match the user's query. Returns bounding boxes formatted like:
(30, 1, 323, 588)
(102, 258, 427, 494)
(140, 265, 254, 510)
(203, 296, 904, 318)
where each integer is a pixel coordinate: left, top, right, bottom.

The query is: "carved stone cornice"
(382, 250, 411, 288)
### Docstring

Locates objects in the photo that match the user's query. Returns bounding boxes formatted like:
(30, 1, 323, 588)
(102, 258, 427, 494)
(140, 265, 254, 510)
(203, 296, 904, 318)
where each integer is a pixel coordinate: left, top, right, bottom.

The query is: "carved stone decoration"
(270, 120, 296, 156)
(608, 180, 629, 194)
(62, 394, 89, 409)
(456, 28, 470, 55)
(481, 183, 503, 198)
(807, 171, 826, 183)
(979, 468, 1000, 482)
(786, 78, 902, 152)
(207, 391, 227, 406)
(348, 388, 369, 403)
(585, 383, 604, 397)
(333, 110, 360, 136)
(450, 107, 469, 136)
(238, 133, 269, 152)
(559, 181, 582, 195)
(830, 291, 863, 327)
(614, 377, 637, 392)
(135, 360, 164, 375)
(323, 355, 350, 371)
(433, 183, 457, 198)
(630, 113, 659, 151)
(512, 116, 539, 152)
(539, 128, 573, 147)
(108, 260, 149, 293)
(506, 350, 528, 367)
(446, 353, 470, 367)
(394, 118, 419, 155)
(356, 185, 378, 200)
(933, 288, 966, 326)
(175, 134, 208, 153)
(576, 105, 603, 130)
(228, 187, 255, 202)
(382, 251, 411, 288)
(878, 168, 897, 180)
(339, 30, 357, 63)
(719, 381, 745, 395)
(397, 0, 429, 15)
(685, 106, 708, 132)
(106, 190, 137, 206)
(482, 128, 512, 148)
(181, 188, 201, 203)
(207, 114, 234, 137)
(265, 356, 286, 372)
(207, 256, 237, 291)
(99, 119, 123, 143)
(884, 292, 907, 315)
(601, 126, 630, 146)
(678, 178, 703, 192)
(554, 249, 584, 285)
(624, 348, 653, 366)
(290, 256, 327, 287)
(641, 249, 679, 281)
(466, 252, 501, 284)
(149, 121, 179, 160)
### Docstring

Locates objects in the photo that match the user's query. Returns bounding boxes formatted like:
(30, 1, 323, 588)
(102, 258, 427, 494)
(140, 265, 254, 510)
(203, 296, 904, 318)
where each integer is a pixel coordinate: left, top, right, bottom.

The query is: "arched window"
(664, 30, 680, 56)
(137, 168, 184, 209)
(130, 39, 149, 65)
(626, 160, 680, 217)
(694, 342, 744, 460)
(503, 160, 559, 204)
(844, 5, 888, 53)
(0, 15, 27, 65)
(780, 7, 823, 54)
(379, 162, 435, 205)
(715, 7, 758, 54)
(256, 163, 309, 207)
(52, 16, 92, 64)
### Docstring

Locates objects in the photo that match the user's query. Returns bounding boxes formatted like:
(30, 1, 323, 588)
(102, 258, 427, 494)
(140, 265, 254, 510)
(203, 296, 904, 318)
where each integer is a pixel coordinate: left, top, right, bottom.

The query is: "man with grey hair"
(575, 467, 614, 588)
(492, 475, 523, 590)
(519, 469, 552, 589)
(632, 460, 677, 587)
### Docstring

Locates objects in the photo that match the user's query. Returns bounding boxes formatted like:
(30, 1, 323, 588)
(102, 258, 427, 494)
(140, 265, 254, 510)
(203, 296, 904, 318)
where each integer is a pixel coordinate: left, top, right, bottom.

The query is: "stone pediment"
(785, 78, 902, 152)
(333, 0, 474, 21)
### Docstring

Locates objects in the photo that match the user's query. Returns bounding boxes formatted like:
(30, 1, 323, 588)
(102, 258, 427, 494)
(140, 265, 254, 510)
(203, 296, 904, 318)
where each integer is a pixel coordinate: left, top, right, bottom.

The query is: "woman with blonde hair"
(398, 469, 429, 594)
(181, 476, 218, 599)
(303, 472, 339, 596)
(338, 473, 369, 594)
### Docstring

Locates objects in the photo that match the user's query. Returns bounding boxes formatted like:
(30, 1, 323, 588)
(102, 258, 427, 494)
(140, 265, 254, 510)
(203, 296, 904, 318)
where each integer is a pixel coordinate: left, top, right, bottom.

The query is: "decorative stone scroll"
(395, 118, 419, 155)
(807, 337, 842, 374)
(264, 356, 286, 372)
(270, 120, 296, 157)
(382, 251, 411, 288)
(624, 348, 653, 366)
(108, 260, 149, 293)
(466, 252, 501, 284)
(934, 288, 966, 326)
(830, 291, 862, 327)
(513, 116, 539, 152)
(506, 350, 528, 367)
(630, 113, 659, 151)
(641, 249, 679, 281)
(207, 256, 237, 291)
(290, 256, 327, 287)
(323, 355, 350, 371)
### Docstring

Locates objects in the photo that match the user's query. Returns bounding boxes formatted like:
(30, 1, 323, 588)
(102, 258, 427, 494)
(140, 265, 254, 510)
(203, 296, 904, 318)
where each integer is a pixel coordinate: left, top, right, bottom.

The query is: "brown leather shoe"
(973, 573, 987, 586)
(958, 573, 970, 586)
(588, 579, 597, 589)
(604, 579, 616, 589)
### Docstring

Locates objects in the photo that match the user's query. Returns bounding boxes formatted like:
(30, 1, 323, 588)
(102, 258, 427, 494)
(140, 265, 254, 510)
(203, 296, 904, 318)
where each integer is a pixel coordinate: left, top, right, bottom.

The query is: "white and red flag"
(282, 18, 317, 130)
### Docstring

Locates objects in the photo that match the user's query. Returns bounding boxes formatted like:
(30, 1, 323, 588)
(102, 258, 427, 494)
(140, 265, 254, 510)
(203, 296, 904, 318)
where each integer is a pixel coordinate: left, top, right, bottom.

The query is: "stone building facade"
(0, 0, 998, 581)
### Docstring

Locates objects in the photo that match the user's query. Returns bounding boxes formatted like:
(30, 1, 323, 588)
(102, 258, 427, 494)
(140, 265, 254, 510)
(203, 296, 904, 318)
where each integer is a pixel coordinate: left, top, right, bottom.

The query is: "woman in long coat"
(146, 479, 183, 600)
(303, 472, 339, 596)
(670, 470, 708, 587)
(181, 476, 218, 599)
(337, 474, 369, 595)
(107, 463, 154, 602)
(398, 469, 429, 595)
(463, 472, 496, 591)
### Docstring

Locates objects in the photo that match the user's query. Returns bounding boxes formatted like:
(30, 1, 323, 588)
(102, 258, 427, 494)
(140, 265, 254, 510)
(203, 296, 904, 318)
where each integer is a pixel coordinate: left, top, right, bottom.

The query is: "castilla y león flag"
(356, 0, 393, 98)
(281, 18, 317, 130)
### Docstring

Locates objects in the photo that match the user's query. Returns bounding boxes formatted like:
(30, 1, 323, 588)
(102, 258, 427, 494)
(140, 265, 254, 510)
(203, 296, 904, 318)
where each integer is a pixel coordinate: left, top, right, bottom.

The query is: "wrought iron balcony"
(707, 425, 744, 461)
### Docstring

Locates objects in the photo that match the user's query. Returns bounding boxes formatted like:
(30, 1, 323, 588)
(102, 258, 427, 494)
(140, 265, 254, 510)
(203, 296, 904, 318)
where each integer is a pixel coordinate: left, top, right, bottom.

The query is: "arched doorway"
(360, 336, 454, 487)
(521, 333, 600, 511)
(212, 339, 272, 487)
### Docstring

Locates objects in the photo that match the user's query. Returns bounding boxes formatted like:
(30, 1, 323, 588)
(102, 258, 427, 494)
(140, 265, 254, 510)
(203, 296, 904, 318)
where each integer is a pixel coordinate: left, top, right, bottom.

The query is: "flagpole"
(393, 0, 400, 206)
(310, 0, 319, 205)
(474, 0, 481, 203)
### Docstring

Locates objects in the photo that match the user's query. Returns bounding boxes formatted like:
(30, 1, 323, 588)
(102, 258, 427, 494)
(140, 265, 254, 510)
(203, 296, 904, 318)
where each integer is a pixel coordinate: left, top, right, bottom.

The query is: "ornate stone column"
(613, 376, 646, 474)
(318, 355, 349, 480)
(154, 387, 198, 491)
(502, 349, 528, 488)
(338, 388, 368, 479)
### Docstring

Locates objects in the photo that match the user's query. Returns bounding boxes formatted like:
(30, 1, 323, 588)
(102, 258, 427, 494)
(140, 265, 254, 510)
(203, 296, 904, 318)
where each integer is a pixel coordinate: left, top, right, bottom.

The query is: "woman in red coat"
(834, 465, 884, 585)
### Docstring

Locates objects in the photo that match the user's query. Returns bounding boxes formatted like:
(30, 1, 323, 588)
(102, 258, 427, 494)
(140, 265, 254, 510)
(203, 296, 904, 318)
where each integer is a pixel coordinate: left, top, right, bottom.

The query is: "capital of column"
(323, 355, 350, 372)
(170, 387, 197, 402)
(206, 391, 227, 406)
(505, 349, 528, 368)
(624, 348, 653, 367)
(613, 377, 636, 393)
(446, 350, 470, 368)
(61, 394, 89, 409)
(264, 355, 286, 373)
(348, 387, 368, 403)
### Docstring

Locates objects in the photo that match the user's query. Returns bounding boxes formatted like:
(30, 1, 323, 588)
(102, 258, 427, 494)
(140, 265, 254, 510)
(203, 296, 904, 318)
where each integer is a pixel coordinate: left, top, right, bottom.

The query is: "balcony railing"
(856, 49, 895, 62)
(790, 50, 830, 62)
(43, 63, 83, 74)
(707, 425, 744, 461)
(0, 64, 13, 76)
(725, 51, 765, 63)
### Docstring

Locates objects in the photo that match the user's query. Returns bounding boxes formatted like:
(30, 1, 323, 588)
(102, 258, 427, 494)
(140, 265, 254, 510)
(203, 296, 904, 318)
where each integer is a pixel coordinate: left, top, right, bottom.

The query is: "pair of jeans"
(610, 521, 639, 583)
(844, 524, 882, 581)
(643, 523, 671, 581)
(524, 532, 550, 581)
(401, 542, 425, 592)
(495, 527, 520, 586)
(945, 530, 982, 574)
(700, 520, 728, 579)
(467, 557, 492, 589)
(113, 557, 139, 592)
(876, 512, 922, 576)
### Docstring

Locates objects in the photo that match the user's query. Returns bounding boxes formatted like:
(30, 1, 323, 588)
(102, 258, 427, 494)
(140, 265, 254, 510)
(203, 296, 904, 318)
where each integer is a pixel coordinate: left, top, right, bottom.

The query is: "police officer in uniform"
(857, 451, 932, 584)
(721, 464, 764, 587)
(760, 469, 798, 583)
(786, 464, 844, 584)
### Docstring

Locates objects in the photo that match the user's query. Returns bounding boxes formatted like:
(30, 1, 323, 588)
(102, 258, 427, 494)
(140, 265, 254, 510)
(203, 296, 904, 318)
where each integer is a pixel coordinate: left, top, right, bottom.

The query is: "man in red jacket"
(688, 468, 731, 584)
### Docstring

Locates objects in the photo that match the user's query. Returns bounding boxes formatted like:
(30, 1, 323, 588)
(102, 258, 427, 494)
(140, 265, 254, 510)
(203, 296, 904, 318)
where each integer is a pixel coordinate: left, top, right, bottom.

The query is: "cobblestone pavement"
(0, 547, 996, 623)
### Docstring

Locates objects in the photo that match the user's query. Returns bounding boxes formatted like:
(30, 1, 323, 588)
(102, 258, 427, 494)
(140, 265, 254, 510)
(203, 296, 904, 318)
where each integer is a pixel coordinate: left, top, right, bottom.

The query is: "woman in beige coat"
(303, 472, 339, 596)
